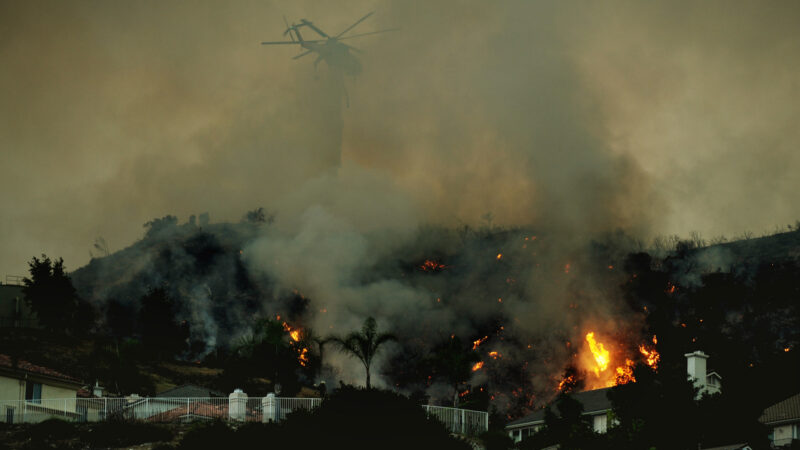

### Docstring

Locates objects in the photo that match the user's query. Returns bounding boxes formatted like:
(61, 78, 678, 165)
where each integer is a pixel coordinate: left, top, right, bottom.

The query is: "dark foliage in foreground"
(80, 420, 174, 448)
(173, 386, 471, 450)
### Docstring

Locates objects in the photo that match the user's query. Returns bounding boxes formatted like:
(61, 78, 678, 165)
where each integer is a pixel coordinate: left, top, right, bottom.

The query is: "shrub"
(81, 420, 173, 447)
(176, 420, 234, 450)
(24, 418, 77, 443)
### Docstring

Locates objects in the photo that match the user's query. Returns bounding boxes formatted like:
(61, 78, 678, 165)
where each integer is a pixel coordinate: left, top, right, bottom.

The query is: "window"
(25, 381, 42, 404)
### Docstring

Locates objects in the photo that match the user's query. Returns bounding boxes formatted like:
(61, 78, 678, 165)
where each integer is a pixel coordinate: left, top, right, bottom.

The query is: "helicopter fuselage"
(300, 39, 362, 77)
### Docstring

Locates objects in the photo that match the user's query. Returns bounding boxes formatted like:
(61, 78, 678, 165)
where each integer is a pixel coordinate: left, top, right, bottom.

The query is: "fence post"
(461, 409, 465, 435)
(64, 399, 67, 418)
(186, 398, 189, 419)
(229, 389, 247, 421)
(262, 393, 276, 423)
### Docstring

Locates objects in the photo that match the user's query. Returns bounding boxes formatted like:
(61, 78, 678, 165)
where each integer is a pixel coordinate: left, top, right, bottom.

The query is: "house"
(0, 281, 38, 328)
(506, 350, 722, 443)
(0, 354, 84, 423)
(506, 387, 613, 442)
(699, 444, 752, 450)
(759, 392, 800, 447)
(685, 350, 722, 399)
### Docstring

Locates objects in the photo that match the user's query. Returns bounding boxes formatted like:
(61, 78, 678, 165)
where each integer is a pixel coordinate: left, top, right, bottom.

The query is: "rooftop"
(759, 392, 800, 425)
(0, 353, 82, 384)
(507, 387, 613, 428)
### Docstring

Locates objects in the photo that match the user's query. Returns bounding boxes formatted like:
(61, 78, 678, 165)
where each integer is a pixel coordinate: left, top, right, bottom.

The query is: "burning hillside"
(67, 212, 800, 415)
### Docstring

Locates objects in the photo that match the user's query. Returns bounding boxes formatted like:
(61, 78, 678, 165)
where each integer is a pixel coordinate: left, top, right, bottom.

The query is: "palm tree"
(329, 317, 396, 389)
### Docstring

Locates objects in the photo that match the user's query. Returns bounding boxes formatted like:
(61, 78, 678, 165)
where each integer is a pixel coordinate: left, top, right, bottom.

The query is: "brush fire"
(282, 321, 309, 366)
(561, 330, 661, 391)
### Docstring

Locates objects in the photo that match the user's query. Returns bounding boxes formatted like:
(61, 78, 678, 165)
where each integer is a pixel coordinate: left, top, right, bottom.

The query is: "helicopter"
(261, 12, 396, 77)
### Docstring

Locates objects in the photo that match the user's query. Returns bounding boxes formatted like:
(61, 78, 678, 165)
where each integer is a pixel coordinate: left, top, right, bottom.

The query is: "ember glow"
(557, 374, 576, 392)
(298, 348, 309, 366)
(472, 336, 488, 350)
(419, 259, 448, 272)
(472, 361, 485, 372)
(282, 322, 302, 342)
(488, 351, 501, 359)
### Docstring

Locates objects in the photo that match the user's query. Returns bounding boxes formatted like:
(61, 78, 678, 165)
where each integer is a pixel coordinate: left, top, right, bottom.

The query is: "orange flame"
(472, 361, 484, 372)
(472, 336, 488, 350)
(298, 348, 309, 366)
(557, 374, 576, 392)
(615, 359, 636, 384)
(420, 260, 448, 272)
(585, 332, 610, 376)
(282, 322, 302, 342)
(639, 335, 660, 369)
(496, 253, 503, 260)
(488, 351, 501, 359)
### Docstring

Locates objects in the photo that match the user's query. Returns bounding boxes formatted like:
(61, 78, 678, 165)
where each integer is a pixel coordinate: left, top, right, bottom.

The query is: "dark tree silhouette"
(329, 317, 396, 389)
(430, 336, 480, 406)
(137, 287, 188, 358)
(22, 255, 94, 334)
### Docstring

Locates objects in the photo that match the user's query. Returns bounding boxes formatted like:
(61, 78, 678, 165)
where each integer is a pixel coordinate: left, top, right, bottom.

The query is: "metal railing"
(0, 397, 321, 424)
(0, 397, 488, 436)
(422, 404, 489, 436)
(4, 275, 24, 286)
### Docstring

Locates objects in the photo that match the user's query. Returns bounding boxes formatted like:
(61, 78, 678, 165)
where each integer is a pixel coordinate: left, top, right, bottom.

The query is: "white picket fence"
(0, 397, 320, 425)
(422, 405, 488, 436)
(0, 397, 488, 436)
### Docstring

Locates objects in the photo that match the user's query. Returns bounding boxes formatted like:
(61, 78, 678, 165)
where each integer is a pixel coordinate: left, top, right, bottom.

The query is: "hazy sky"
(1, 0, 799, 278)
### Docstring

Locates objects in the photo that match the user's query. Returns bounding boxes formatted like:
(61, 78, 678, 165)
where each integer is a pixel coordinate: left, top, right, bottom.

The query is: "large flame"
(559, 331, 661, 391)
(472, 361, 484, 372)
(585, 332, 610, 376)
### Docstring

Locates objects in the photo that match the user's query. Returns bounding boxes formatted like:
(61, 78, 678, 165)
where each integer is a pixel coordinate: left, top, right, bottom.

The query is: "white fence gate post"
(229, 389, 247, 421)
(263, 393, 277, 423)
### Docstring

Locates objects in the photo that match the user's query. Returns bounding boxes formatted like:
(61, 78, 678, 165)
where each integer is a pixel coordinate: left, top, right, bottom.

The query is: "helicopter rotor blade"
(282, 16, 296, 41)
(300, 19, 329, 38)
(338, 28, 399, 41)
(293, 50, 314, 60)
(261, 40, 322, 45)
(335, 11, 374, 38)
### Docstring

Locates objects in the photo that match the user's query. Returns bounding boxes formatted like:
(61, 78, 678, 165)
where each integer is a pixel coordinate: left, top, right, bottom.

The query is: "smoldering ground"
(4, 0, 800, 409)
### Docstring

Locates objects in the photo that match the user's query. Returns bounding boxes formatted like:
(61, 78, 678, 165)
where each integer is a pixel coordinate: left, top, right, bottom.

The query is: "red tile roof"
(0, 354, 82, 384)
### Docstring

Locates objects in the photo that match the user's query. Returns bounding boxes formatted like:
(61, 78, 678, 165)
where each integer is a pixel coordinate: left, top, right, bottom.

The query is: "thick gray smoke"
(5, 0, 800, 409)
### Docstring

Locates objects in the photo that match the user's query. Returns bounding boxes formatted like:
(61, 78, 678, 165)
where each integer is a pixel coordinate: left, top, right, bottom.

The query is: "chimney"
(685, 350, 709, 398)
(92, 381, 105, 398)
